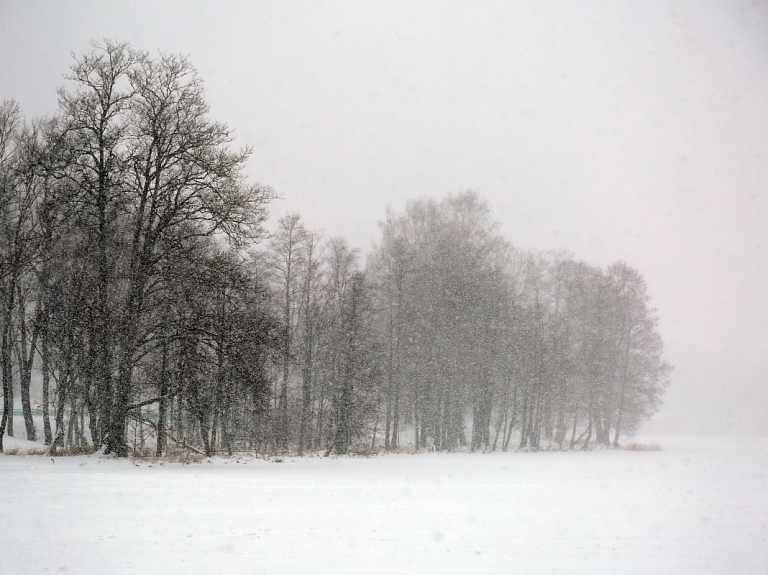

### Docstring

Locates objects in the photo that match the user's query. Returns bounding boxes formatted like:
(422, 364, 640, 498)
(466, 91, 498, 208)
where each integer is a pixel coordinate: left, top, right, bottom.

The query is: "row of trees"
(370, 195, 670, 451)
(0, 41, 670, 457)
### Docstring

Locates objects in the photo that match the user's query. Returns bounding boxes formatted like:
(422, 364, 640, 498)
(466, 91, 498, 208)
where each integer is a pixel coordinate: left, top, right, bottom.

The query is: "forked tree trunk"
(17, 298, 39, 441)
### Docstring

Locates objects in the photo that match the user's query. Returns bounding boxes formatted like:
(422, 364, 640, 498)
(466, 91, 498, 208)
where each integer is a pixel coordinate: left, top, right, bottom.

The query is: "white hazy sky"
(1, 0, 766, 436)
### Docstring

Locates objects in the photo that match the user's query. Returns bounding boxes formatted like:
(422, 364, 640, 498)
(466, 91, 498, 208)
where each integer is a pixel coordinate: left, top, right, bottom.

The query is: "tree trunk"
(156, 341, 168, 457)
(66, 399, 76, 447)
(51, 371, 68, 454)
(502, 381, 518, 452)
(86, 396, 98, 449)
(0, 334, 9, 453)
(299, 273, 315, 453)
(41, 323, 52, 445)
(583, 416, 593, 449)
(391, 378, 400, 449)
(106, 346, 133, 456)
(106, 274, 145, 456)
(17, 291, 39, 441)
(1, 317, 14, 445)
(298, 342, 312, 453)
(199, 411, 212, 457)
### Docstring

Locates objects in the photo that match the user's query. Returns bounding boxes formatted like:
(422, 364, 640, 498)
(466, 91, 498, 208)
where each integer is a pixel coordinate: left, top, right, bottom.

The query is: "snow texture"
(1, 436, 766, 574)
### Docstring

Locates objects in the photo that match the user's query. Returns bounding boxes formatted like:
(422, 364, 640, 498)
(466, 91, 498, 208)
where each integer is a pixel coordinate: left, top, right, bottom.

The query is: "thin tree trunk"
(66, 399, 76, 447)
(569, 415, 579, 449)
(211, 402, 220, 452)
(41, 323, 52, 445)
(51, 373, 67, 454)
(502, 380, 518, 452)
(391, 378, 400, 449)
(199, 411, 212, 457)
(86, 395, 98, 448)
(383, 394, 392, 450)
(414, 394, 421, 451)
(583, 416, 593, 449)
(299, 286, 314, 453)
(0, 332, 9, 453)
(156, 339, 168, 457)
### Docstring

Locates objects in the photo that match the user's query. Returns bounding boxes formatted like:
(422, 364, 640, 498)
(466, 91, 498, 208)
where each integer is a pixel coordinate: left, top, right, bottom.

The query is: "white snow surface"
(1, 436, 766, 574)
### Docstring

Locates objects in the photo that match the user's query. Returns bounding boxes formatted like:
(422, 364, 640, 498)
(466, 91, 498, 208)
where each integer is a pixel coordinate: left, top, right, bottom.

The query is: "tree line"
(0, 41, 670, 457)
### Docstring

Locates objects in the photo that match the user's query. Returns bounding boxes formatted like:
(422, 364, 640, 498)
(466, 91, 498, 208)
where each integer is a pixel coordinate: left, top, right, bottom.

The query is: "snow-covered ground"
(1, 435, 766, 574)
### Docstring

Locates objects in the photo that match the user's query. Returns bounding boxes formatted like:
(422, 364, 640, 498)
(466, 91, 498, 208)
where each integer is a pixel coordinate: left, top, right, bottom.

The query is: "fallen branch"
(126, 394, 174, 411)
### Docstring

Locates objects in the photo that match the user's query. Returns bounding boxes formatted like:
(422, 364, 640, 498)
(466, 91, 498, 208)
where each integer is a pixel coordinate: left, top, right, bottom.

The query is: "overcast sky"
(2, 0, 766, 436)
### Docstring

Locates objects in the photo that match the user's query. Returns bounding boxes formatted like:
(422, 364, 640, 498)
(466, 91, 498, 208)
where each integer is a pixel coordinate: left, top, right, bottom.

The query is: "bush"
(623, 442, 662, 451)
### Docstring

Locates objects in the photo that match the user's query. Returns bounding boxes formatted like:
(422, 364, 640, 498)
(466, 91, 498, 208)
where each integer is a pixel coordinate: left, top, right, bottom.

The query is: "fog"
(2, 0, 766, 436)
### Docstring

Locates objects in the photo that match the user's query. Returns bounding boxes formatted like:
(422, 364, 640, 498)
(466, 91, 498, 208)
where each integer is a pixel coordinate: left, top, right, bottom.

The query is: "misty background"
(1, 0, 766, 436)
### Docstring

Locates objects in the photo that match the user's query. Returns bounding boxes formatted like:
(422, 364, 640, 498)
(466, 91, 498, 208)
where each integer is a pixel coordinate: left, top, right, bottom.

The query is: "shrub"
(623, 442, 662, 451)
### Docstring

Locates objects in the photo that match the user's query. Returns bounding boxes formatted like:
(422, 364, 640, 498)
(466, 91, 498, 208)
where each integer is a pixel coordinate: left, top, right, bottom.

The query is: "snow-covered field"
(1, 436, 766, 574)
